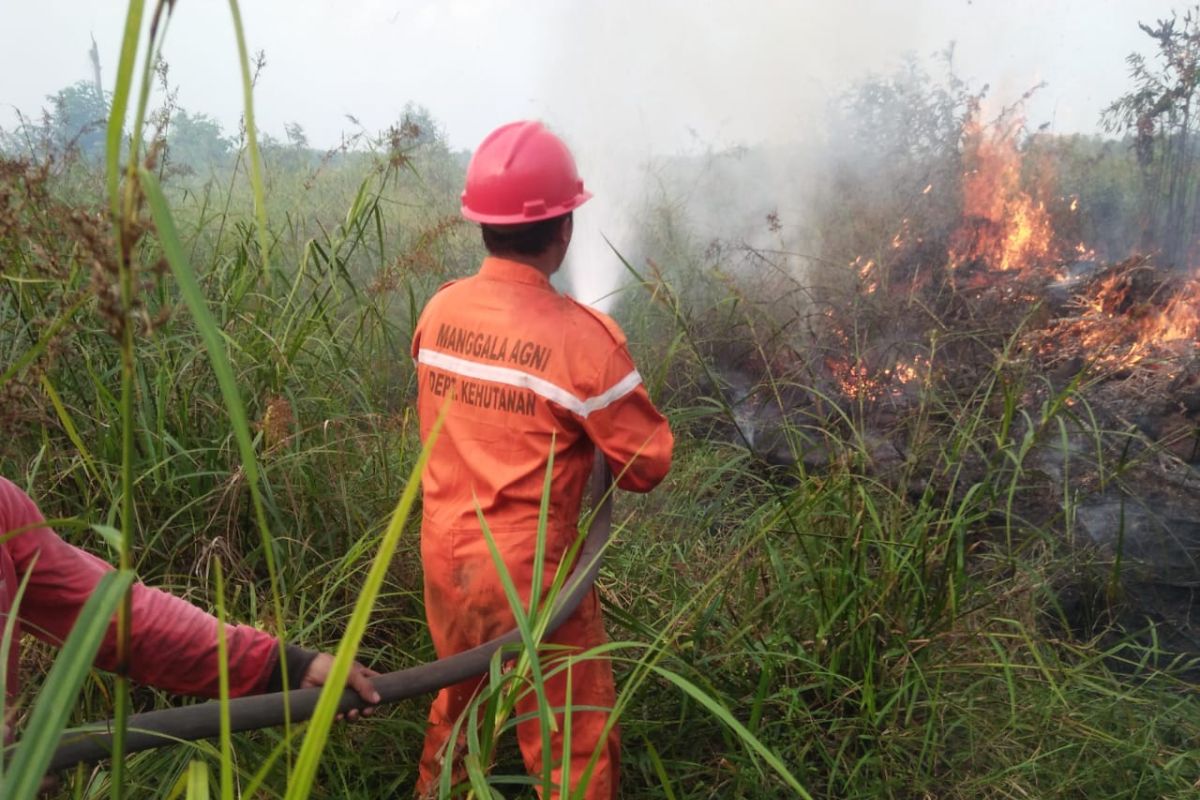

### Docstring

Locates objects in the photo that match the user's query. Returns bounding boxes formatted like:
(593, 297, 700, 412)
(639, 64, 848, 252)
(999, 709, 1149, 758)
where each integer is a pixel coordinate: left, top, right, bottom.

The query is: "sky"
(0, 0, 1186, 307)
(0, 0, 1184, 154)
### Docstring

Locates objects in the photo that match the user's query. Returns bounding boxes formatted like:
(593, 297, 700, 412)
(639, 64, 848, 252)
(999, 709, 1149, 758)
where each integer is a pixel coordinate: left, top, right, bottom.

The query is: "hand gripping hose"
(46, 461, 613, 772)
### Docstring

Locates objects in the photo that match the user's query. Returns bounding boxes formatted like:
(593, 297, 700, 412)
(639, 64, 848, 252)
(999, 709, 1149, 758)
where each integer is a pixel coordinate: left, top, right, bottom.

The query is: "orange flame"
(827, 355, 930, 401)
(852, 256, 879, 294)
(1146, 278, 1200, 343)
(950, 116, 1056, 274)
(1040, 268, 1200, 370)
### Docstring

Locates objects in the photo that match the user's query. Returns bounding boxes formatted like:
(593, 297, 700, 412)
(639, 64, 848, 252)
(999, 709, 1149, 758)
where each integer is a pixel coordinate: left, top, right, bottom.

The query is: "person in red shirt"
(412, 121, 674, 798)
(0, 476, 380, 740)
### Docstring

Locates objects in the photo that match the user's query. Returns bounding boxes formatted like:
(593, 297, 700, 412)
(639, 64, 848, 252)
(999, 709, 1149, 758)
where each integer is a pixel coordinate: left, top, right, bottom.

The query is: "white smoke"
(531, 1, 909, 312)
(510, 0, 1158, 313)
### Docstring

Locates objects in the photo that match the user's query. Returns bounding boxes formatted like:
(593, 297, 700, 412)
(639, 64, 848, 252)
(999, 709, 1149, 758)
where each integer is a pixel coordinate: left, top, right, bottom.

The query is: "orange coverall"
(412, 257, 673, 798)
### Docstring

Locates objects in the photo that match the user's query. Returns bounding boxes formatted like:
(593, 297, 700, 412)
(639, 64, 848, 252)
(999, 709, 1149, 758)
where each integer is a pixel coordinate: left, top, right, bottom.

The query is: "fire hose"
(46, 461, 613, 773)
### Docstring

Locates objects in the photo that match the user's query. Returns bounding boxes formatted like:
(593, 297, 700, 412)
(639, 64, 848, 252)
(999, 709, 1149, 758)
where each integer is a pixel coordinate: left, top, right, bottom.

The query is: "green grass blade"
(560, 658, 573, 797)
(226, 0, 271, 272)
(0, 560, 37, 782)
(214, 560, 234, 800)
(0, 295, 88, 392)
(464, 753, 499, 799)
(40, 375, 100, 482)
(1, 570, 134, 800)
(475, 506, 556, 787)
(644, 738, 678, 800)
(105, 0, 145, 217)
(649, 665, 810, 798)
(140, 166, 291, 743)
(241, 724, 305, 798)
(185, 759, 210, 799)
(529, 438, 555, 618)
(141, 171, 264, 492)
(282, 406, 445, 800)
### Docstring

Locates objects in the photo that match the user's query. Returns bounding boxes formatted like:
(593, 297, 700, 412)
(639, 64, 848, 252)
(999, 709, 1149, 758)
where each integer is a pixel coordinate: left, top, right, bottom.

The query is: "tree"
(1104, 6, 1200, 268)
(0, 80, 110, 163)
(165, 110, 232, 172)
(46, 81, 110, 161)
(817, 49, 979, 264)
(283, 121, 309, 149)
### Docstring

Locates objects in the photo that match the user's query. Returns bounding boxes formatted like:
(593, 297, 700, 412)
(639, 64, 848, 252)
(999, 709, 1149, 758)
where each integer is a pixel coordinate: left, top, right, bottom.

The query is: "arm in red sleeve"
(581, 345, 674, 493)
(0, 477, 279, 699)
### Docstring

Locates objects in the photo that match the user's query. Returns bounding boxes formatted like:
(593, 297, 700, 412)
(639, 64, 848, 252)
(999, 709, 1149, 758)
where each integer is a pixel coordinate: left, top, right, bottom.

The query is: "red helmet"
(461, 121, 592, 224)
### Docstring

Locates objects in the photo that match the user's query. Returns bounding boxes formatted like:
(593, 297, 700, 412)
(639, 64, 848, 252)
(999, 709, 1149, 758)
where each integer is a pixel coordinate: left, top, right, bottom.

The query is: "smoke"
(530, 1, 922, 311)
(505, 0, 1172, 312)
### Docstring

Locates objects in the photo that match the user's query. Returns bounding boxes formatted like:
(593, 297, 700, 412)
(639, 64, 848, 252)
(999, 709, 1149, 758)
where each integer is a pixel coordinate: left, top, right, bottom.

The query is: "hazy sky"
(0, 0, 1185, 154)
(0, 0, 1186, 308)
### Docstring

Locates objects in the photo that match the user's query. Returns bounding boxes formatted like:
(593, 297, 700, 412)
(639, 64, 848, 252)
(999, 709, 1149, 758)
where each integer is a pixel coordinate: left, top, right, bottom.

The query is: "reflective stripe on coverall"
(412, 257, 673, 798)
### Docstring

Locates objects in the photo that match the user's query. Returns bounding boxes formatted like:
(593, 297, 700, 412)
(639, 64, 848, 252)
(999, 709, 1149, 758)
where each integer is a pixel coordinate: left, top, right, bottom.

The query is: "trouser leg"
(416, 675, 485, 797)
(515, 591, 620, 800)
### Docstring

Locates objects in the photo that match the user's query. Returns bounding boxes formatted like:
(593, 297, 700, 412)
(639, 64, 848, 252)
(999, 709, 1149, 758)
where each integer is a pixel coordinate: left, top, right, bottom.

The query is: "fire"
(828, 358, 881, 400)
(1089, 270, 1200, 355)
(1145, 277, 1200, 343)
(949, 116, 1057, 274)
(1035, 264, 1200, 370)
(891, 358, 925, 384)
(831, 109, 1200, 392)
(890, 218, 912, 251)
(827, 355, 929, 401)
(937, 116, 1200, 370)
(852, 256, 878, 294)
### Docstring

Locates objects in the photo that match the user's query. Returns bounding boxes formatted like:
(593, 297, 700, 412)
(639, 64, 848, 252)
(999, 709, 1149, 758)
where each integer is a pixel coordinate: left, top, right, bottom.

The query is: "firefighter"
(0, 476, 380, 741)
(412, 121, 674, 798)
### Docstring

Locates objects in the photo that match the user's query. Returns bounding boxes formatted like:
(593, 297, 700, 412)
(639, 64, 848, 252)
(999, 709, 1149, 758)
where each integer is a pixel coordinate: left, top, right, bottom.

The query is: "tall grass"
(1, 0, 435, 795)
(2, 2, 808, 797)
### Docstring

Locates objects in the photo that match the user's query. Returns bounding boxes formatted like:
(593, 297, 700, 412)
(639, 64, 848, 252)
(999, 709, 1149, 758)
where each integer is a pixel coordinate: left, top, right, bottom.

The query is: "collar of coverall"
(478, 256, 554, 289)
